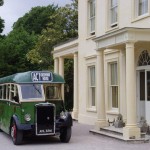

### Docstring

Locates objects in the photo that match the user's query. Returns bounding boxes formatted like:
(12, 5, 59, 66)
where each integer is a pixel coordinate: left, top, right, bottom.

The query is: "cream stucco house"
(53, 0, 150, 140)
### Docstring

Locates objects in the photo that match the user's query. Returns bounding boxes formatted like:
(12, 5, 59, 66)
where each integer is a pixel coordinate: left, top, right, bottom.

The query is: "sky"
(0, 0, 72, 35)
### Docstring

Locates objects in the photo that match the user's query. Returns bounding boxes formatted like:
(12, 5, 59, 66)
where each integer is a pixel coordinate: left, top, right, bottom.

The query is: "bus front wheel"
(60, 127, 71, 143)
(10, 121, 23, 145)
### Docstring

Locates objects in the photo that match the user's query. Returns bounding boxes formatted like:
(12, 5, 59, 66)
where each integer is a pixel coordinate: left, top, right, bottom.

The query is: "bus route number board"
(31, 72, 53, 82)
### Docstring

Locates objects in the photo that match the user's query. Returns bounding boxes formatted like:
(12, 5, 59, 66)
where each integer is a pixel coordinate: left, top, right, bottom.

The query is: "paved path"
(0, 121, 150, 150)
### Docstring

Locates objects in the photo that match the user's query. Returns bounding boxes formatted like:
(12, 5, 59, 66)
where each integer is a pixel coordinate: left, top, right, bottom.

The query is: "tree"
(0, 4, 59, 76)
(13, 5, 58, 35)
(27, 0, 78, 110)
(27, 0, 78, 70)
(0, 0, 4, 34)
(0, 27, 38, 77)
(0, 1, 78, 110)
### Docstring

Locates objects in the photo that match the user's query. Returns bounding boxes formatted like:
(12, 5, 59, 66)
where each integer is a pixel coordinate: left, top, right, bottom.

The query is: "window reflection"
(45, 85, 61, 100)
(20, 84, 43, 100)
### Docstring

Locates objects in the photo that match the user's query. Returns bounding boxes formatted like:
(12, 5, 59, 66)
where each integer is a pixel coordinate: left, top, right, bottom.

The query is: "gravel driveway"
(0, 121, 150, 150)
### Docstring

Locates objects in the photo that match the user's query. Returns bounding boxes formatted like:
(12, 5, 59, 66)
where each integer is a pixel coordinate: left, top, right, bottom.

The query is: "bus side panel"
(0, 100, 9, 133)
(20, 102, 39, 124)
(7, 102, 21, 134)
(0, 100, 21, 134)
(0, 100, 4, 130)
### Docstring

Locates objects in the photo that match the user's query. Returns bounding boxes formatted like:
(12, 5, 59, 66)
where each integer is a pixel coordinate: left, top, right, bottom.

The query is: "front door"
(145, 71, 150, 124)
(137, 70, 150, 124)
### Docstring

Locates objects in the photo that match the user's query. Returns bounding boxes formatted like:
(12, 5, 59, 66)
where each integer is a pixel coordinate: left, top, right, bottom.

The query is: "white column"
(59, 57, 64, 77)
(119, 50, 127, 121)
(123, 42, 140, 140)
(95, 50, 108, 130)
(59, 57, 64, 100)
(72, 52, 78, 120)
(54, 57, 59, 74)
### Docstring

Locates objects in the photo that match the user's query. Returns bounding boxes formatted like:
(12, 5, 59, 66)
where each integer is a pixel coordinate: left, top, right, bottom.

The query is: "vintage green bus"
(0, 71, 72, 145)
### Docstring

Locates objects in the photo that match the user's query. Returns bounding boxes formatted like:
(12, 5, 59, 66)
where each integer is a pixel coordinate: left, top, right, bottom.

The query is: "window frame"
(133, 0, 149, 20)
(109, 0, 118, 28)
(109, 62, 119, 110)
(0, 83, 19, 102)
(137, 0, 148, 16)
(19, 84, 45, 102)
(88, 65, 96, 110)
(88, 0, 96, 35)
(44, 84, 62, 100)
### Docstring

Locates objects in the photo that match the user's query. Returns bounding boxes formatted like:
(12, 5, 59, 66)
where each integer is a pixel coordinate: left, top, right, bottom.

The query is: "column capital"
(74, 52, 78, 57)
(96, 49, 104, 56)
(59, 56, 64, 59)
(54, 57, 59, 60)
(126, 41, 135, 48)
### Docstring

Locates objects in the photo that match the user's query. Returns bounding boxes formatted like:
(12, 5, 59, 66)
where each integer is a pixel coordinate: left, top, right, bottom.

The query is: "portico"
(53, 25, 150, 142)
(53, 39, 79, 120)
(94, 28, 150, 140)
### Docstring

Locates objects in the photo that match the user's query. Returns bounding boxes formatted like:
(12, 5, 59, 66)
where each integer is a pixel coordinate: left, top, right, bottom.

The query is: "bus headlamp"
(60, 111, 67, 119)
(24, 114, 31, 122)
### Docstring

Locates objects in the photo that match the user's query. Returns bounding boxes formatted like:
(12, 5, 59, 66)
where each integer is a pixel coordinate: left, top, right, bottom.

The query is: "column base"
(123, 126, 141, 140)
(95, 120, 109, 130)
(72, 109, 78, 120)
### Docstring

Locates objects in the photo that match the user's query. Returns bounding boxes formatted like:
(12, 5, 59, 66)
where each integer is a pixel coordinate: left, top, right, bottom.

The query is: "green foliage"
(13, 5, 58, 35)
(0, 0, 78, 110)
(0, 4, 59, 76)
(64, 59, 74, 111)
(0, 17, 4, 34)
(27, 0, 78, 70)
(0, 0, 4, 34)
(0, 0, 3, 6)
(26, 0, 78, 110)
(0, 27, 38, 77)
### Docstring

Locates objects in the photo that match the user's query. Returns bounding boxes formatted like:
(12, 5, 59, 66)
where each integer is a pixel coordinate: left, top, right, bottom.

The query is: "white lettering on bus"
(32, 73, 39, 81)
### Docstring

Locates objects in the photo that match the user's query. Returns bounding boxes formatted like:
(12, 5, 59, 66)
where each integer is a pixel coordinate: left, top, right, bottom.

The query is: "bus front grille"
(35, 103, 55, 136)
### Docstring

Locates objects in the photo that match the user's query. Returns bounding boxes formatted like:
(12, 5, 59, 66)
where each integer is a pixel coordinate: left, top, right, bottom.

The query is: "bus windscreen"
(20, 84, 44, 100)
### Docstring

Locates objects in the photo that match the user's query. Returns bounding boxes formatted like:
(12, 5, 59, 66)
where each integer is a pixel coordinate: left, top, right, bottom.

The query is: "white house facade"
(53, 0, 150, 140)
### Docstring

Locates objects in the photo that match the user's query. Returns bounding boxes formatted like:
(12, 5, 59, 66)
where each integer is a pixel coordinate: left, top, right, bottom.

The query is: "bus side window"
(45, 85, 60, 99)
(10, 84, 19, 103)
(13, 85, 19, 102)
(6, 84, 10, 100)
(46, 86, 55, 99)
(3, 85, 6, 99)
(10, 84, 13, 100)
(0, 85, 2, 99)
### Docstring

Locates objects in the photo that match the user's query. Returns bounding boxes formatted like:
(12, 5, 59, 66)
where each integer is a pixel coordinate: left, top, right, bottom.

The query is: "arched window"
(138, 50, 150, 66)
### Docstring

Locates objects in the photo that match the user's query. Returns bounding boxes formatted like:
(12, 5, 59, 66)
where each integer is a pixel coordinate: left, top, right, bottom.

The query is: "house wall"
(79, 0, 150, 39)
(103, 49, 126, 122)
(77, 0, 150, 125)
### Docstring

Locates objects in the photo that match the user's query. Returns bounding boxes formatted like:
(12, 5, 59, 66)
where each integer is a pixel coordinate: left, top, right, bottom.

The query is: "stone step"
(100, 127, 123, 136)
(90, 129, 150, 143)
(90, 129, 123, 140)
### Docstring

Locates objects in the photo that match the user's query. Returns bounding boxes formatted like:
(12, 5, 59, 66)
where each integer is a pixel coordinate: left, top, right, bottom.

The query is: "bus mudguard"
(12, 115, 32, 130)
(61, 112, 73, 127)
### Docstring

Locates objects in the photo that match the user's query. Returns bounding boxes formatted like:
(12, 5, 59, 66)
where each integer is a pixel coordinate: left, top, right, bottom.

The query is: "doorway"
(137, 70, 150, 124)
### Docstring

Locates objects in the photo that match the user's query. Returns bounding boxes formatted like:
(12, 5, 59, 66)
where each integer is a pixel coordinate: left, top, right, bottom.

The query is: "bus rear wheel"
(11, 121, 23, 145)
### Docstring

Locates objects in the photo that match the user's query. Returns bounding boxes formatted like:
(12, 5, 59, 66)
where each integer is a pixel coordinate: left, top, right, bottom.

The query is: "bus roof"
(0, 71, 65, 84)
